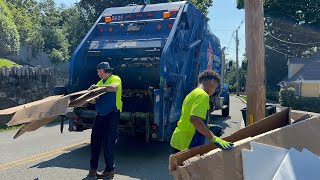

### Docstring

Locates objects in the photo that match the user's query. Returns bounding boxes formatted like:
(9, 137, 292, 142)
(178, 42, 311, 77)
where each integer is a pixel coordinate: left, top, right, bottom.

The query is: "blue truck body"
(59, 1, 230, 141)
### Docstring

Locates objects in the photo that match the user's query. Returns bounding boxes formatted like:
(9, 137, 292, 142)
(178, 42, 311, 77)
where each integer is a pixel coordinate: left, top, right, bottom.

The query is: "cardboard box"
(169, 108, 320, 180)
(0, 87, 107, 138)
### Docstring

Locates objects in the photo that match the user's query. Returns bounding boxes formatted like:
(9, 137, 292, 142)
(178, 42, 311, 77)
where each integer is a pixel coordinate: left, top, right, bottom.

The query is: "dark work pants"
(90, 110, 119, 172)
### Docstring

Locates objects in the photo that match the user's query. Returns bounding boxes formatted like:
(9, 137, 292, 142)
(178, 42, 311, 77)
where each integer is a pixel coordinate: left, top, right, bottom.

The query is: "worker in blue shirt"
(88, 62, 122, 178)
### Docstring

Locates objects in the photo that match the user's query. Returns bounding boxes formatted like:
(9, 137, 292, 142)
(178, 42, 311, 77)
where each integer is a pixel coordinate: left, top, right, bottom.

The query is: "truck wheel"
(222, 106, 229, 117)
(222, 95, 230, 117)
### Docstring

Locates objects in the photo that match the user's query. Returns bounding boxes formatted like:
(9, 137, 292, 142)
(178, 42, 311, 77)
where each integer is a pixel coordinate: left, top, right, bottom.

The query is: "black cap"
(97, 62, 114, 71)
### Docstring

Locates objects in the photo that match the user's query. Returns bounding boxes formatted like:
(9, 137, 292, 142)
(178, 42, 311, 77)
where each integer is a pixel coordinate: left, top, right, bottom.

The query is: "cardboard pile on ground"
(0, 87, 106, 138)
(242, 142, 320, 180)
(169, 108, 320, 180)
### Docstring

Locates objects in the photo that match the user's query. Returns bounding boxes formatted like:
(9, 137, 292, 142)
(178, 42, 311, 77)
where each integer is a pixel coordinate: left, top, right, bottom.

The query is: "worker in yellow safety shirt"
(87, 62, 122, 178)
(170, 69, 234, 153)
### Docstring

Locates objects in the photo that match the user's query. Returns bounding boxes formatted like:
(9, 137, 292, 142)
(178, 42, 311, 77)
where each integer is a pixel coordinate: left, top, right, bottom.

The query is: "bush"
(279, 88, 320, 113)
(294, 97, 320, 113)
(0, 0, 20, 56)
(266, 90, 279, 102)
(49, 49, 65, 63)
(279, 88, 296, 107)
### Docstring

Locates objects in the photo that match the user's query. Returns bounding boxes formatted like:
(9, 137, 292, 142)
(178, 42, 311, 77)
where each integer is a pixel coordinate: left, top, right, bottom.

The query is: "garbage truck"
(54, 1, 230, 142)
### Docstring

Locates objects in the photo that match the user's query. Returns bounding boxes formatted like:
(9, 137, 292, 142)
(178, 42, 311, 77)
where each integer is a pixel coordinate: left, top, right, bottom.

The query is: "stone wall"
(0, 66, 68, 110)
(6, 44, 69, 74)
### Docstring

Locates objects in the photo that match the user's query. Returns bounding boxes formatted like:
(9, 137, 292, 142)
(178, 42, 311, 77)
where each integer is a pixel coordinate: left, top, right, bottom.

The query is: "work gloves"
(211, 137, 234, 150)
(207, 124, 224, 137)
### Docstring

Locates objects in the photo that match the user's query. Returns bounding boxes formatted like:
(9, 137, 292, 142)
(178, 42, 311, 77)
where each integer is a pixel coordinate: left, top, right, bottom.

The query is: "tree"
(0, 0, 20, 56)
(170, 0, 213, 15)
(236, 0, 320, 89)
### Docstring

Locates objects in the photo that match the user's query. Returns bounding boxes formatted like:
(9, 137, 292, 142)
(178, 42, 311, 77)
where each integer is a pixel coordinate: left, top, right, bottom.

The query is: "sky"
(208, 0, 246, 62)
(53, 0, 246, 62)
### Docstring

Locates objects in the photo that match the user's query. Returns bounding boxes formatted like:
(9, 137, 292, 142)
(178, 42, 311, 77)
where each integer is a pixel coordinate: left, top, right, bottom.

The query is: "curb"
(235, 95, 247, 104)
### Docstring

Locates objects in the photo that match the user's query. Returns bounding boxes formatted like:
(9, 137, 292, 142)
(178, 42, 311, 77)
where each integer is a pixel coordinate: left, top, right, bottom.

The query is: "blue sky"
(208, 0, 245, 62)
(53, 0, 245, 61)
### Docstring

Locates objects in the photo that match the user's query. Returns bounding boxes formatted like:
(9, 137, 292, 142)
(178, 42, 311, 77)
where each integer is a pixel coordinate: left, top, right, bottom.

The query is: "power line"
(226, 31, 235, 51)
(267, 26, 320, 39)
(226, 19, 244, 52)
(266, 33, 320, 46)
(265, 45, 294, 57)
(212, 29, 234, 32)
(274, 2, 320, 9)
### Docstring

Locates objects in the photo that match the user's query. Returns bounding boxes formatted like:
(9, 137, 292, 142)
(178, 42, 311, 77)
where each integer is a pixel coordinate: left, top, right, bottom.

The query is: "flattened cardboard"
(0, 96, 63, 115)
(172, 115, 320, 180)
(13, 118, 55, 139)
(169, 108, 290, 174)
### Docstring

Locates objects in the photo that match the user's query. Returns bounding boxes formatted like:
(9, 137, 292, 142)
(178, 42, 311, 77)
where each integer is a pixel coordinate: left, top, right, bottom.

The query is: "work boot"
(88, 169, 98, 177)
(97, 170, 115, 179)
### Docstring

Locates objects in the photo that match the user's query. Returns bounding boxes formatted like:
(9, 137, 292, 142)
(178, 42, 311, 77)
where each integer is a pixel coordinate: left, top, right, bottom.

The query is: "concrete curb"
(235, 95, 247, 104)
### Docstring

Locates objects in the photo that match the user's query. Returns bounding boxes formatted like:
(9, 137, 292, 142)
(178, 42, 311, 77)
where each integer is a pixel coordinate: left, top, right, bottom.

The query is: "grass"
(0, 124, 24, 132)
(238, 95, 247, 102)
(0, 58, 19, 67)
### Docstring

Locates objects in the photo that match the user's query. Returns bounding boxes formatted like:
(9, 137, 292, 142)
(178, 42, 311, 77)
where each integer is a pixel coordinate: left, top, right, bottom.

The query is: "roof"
(289, 61, 320, 81)
(288, 52, 320, 64)
(287, 52, 320, 82)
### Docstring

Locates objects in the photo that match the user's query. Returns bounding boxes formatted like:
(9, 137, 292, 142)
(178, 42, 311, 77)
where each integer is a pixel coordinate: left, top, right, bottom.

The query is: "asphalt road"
(0, 96, 245, 180)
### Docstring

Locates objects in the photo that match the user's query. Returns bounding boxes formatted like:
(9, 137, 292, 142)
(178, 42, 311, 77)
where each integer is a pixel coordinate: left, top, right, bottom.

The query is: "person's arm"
(102, 84, 118, 92)
(190, 115, 215, 139)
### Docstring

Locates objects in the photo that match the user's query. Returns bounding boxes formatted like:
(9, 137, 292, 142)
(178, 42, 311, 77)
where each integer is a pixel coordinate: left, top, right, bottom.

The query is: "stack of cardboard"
(0, 87, 106, 138)
(169, 108, 320, 180)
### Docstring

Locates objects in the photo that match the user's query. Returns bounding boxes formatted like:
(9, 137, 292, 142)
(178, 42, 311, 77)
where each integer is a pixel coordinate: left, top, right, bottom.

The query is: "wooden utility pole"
(245, 0, 266, 125)
(235, 29, 240, 96)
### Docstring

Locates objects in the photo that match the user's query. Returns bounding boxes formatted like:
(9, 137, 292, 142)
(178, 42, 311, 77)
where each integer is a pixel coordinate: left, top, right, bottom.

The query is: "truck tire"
(222, 95, 230, 117)
(222, 106, 229, 117)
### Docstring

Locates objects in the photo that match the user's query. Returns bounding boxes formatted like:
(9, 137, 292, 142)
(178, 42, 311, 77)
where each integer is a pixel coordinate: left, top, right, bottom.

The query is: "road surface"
(0, 96, 245, 180)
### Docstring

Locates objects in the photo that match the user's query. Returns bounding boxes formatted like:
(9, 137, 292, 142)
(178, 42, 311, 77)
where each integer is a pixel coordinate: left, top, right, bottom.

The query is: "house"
(279, 52, 320, 97)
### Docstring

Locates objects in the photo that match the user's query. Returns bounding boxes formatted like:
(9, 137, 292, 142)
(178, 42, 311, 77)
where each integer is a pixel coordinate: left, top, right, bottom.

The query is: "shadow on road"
(210, 114, 232, 130)
(30, 136, 173, 180)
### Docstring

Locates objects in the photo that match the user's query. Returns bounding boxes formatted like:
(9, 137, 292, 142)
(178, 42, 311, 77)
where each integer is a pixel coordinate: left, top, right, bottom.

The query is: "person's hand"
(208, 124, 224, 137)
(211, 137, 234, 150)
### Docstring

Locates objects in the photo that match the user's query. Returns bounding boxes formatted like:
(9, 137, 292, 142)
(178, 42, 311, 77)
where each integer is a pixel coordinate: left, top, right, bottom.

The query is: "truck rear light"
(167, 23, 173, 29)
(163, 11, 170, 19)
(73, 117, 78, 123)
(156, 24, 162, 30)
(108, 27, 113, 32)
(99, 28, 104, 32)
(136, 14, 143, 17)
(126, 15, 132, 19)
(105, 17, 112, 23)
(147, 13, 153, 17)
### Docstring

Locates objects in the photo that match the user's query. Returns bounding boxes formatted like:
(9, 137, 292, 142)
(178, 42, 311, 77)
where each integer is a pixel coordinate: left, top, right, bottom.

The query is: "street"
(0, 96, 245, 180)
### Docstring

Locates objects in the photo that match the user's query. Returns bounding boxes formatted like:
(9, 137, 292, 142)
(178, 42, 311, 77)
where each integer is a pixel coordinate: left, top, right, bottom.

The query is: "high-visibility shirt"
(170, 88, 209, 151)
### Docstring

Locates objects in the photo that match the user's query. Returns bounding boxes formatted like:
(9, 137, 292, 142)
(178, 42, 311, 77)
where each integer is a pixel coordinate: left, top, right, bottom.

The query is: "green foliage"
(294, 96, 320, 113)
(49, 49, 65, 63)
(0, 0, 20, 56)
(170, 0, 213, 15)
(266, 90, 279, 102)
(0, 58, 19, 67)
(236, 0, 320, 89)
(279, 88, 296, 106)
(279, 88, 320, 113)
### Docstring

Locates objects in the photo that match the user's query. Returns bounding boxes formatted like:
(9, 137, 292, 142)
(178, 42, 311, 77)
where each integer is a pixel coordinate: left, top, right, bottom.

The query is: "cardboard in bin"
(169, 108, 320, 180)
